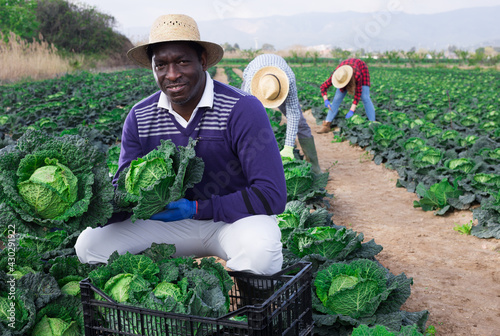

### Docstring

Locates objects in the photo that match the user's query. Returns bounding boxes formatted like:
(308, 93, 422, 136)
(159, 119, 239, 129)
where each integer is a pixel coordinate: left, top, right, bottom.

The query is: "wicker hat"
(127, 14, 224, 68)
(250, 66, 289, 108)
(331, 65, 353, 88)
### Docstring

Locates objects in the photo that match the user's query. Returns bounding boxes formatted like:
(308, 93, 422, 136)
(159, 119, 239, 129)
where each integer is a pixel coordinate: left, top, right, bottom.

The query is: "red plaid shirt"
(320, 58, 371, 106)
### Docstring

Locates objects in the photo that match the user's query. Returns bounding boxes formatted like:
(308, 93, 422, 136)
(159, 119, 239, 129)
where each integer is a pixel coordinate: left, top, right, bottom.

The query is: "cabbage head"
(472, 173, 500, 193)
(458, 135, 478, 147)
(0, 129, 115, 237)
(403, 137, 425, 151)
(439, 129, 459, 141)
(372, 124, 404, 147)
(17, 158, 77, 219)
(314, 259, 395, 318)
(444, 158, 475, 173)
(410, 147, 442, 167)
(282, 160, 330, 205)
(474, 173, 500, 185)
(114, 138, 204, 221)
(153, 281, 184, 301)
(288, 226, 363, 260)
(125, 156, 173, 196)
(31, 315, 79, 336)
(346, 114, 367, 125)
(103, 273, 151, 304)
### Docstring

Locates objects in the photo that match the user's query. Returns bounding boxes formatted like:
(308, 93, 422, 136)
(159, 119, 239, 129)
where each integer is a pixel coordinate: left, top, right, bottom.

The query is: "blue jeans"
(325, 85, 376, 121)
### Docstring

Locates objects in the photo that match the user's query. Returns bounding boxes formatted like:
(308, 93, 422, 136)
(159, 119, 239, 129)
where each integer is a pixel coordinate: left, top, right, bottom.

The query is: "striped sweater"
(114, 79, 287, 223)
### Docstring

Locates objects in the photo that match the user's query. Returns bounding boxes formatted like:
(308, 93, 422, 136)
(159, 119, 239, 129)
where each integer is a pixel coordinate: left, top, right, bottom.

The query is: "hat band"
(264, 74, 281, 99)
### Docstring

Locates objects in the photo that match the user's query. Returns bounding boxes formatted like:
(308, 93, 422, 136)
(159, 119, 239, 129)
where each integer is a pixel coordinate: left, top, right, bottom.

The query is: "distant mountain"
(123, 6, 500, 51)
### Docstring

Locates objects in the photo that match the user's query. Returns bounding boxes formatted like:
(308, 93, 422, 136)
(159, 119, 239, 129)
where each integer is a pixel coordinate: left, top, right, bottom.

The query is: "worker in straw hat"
(75, 14, 286, 276)
(241, 54, 321, 174)
(316, 58, 376, 133)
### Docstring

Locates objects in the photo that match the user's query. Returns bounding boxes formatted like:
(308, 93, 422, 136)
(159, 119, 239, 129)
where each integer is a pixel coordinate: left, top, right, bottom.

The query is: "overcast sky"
(72, 0, 500, 40)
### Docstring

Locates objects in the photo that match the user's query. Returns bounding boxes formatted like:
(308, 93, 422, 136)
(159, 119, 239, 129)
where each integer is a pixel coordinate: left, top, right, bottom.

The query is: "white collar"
(158, 71, 214, 127)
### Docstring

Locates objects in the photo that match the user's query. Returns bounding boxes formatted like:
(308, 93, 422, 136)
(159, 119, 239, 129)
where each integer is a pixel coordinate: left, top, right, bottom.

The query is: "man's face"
(151, 42, 208, 114)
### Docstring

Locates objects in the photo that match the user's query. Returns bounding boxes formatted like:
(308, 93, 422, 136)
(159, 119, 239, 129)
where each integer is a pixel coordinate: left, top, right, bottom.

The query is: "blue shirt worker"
(241, 54, 321, 174)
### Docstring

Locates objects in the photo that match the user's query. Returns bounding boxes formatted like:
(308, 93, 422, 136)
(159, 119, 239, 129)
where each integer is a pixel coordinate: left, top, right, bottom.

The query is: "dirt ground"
(215, 68, 500, 336)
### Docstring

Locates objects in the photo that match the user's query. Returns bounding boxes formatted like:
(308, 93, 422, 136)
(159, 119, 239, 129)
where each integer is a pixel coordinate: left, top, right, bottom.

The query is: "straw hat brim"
(250, 66, 289, 109)
(332, 65, 354, 88)
(127, 40, 224, 69)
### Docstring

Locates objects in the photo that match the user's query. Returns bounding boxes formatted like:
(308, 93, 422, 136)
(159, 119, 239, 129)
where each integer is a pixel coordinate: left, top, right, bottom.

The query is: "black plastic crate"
(80, 262, 313, 336)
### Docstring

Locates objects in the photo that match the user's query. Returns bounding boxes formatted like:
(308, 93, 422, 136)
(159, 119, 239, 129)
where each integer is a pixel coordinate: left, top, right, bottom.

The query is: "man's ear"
(201, 50, 208, 71)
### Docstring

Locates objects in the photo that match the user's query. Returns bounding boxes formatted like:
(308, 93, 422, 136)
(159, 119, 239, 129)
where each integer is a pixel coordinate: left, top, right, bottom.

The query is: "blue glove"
(345, 110, 355, 119)
(150, 198, 197, 222)
(324, 100, 332, 109)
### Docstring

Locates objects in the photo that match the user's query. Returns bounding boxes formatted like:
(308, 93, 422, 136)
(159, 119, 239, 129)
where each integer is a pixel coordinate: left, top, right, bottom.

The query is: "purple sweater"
(114, 80, 287, 223)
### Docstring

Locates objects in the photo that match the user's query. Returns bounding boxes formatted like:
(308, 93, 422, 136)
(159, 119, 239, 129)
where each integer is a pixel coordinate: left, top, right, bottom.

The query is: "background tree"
(403, 50, 417, 68)
(240, 48, 262, 60)
(383, 50, 400, 64)
(330, 48, 351, 61)
(363, 51, 375, 64)
(289, 49, 301, 64)
(311, 50, 320, 66)
(35, 0, 132, 55)
(429, 50, 445, 66)
(0, 0, 39, 41)
(470, 47, 486, 65)
(221, 42, 236, 52)
(454, 49, 470, 66)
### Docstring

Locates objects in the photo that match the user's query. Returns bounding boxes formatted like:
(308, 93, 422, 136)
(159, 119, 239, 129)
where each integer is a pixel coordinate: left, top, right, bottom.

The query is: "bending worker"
(242, 54, 321, 174)
(317, 58, 376, 134)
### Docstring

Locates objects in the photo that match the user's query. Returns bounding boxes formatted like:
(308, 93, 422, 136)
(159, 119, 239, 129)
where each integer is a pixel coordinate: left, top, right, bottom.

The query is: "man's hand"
(324, 99, 332, 109)
(150, 198, 197, 222)
(280, 145, 295, 159)
(345, 110, 355, 119)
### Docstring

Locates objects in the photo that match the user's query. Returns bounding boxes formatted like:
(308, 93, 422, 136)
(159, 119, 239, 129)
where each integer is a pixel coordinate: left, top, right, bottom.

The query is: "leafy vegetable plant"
(312, 258, 428, 333)
(282, 159, 331, 207)
(413, 178, 463, 215)
(315, 259, 398, 318)
(114, 138, 204, 221)
(453, 220, 473, 235)
(87, 243, 233, 334)
(0, 130, 114, 236)
(288, 226, 367, 261)
(277, 200, 330, 245)
(352, 323, 424, 336)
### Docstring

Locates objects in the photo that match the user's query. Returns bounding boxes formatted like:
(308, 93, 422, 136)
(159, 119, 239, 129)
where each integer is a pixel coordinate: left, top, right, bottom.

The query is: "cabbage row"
(277, 201, 429, 335)
(295, 66, 500, 239)
(0, 67, 432, 335)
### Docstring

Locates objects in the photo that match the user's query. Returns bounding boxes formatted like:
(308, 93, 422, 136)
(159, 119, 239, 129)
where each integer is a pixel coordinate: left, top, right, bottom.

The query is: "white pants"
(75, 215, 283, 275)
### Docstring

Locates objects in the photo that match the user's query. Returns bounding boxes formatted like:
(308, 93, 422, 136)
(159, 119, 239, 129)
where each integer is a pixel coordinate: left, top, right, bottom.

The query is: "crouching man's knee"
(74, 227, 108, 264)
(224, 215, 283, 275)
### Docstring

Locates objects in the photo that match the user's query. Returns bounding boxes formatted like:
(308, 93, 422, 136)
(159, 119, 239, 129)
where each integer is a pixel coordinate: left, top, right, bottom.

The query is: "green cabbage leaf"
(413, 178, 463, 215)
(114, 138, 204, 221)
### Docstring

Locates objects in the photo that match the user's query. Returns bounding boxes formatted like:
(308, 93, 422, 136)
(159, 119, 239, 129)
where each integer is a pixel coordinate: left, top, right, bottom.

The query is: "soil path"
(214, 68, 500, 336)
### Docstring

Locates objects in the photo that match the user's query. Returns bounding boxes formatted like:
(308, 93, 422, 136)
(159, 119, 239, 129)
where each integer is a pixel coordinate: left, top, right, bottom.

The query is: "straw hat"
(127, 14, 224, 68)
(250, 66, 289, 108)
(331, 65, 354, 88)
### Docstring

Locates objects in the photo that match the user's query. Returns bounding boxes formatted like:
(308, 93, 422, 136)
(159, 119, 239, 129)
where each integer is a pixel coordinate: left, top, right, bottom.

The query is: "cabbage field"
(0, 63, 498, 336)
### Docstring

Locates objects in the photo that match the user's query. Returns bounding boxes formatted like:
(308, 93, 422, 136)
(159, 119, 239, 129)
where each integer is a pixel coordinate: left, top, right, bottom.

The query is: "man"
(317, 58, 376, 133)
(75, 14, 286, 276)
(242, 54, 321, 174)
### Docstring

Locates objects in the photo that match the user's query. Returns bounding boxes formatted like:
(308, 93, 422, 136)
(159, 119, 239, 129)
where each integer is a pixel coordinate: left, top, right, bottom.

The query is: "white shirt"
(157, 71, 214, 128)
